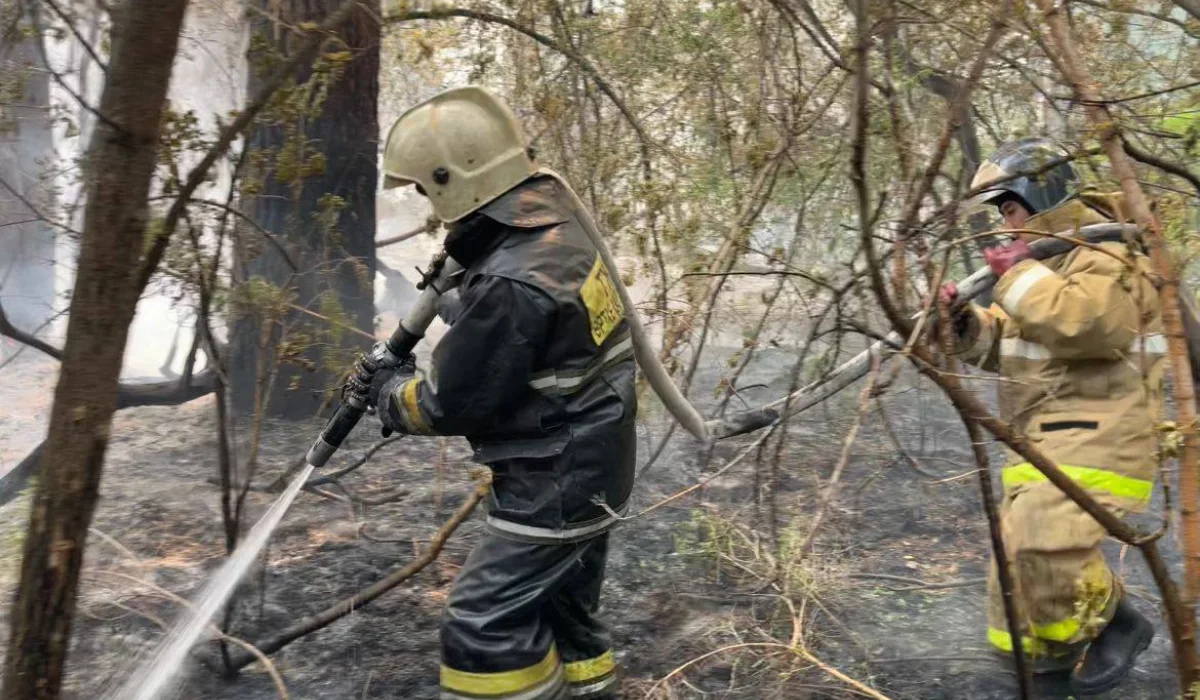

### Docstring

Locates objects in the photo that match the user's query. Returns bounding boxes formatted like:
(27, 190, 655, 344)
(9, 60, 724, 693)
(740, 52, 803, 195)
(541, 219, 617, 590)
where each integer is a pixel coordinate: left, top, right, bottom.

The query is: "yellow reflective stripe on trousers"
(1032, 617, 1081, 642)
(988, 627, 1049, 655)
(564, 650, 615, 684)
(988, 617, 1082, 653)
(440, 646, 560, 696)
(1001, 462, 1153, 502)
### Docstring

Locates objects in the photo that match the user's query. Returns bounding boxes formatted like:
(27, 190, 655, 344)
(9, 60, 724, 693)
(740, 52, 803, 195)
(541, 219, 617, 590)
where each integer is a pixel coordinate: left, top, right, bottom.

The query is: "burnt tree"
(1, 0, 191, 697)
(230, 0, 380, 419)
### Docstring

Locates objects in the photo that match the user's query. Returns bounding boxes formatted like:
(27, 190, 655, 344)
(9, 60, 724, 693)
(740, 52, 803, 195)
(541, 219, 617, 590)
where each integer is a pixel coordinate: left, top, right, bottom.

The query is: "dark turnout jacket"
(387, 174, 637, 542)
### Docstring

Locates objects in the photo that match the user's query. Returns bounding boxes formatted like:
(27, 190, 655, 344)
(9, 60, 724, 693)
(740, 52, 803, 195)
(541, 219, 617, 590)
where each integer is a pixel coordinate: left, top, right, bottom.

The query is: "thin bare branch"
(796, 356, 879, 556)
(138, 0, 367, 293)
(1123, 139, 1200, 197)
(225, 481, 488, 672)
(0, 300, 63, 360)
(40, 0, 108, 72)
(385, 8, 658, 160)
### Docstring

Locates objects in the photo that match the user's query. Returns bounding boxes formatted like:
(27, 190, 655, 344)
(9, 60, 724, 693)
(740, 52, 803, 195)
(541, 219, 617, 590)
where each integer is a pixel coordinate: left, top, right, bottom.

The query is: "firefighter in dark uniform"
(370, 86, 633, 700)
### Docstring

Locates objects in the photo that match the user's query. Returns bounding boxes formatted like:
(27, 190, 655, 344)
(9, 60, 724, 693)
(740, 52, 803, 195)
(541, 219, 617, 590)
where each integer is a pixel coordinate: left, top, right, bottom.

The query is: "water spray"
(106, 253, 464, 700)
(107, 462, 311, 700)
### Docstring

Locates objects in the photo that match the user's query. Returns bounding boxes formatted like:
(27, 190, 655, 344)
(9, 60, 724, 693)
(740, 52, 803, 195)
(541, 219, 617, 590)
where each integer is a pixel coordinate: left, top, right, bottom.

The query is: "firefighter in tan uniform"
(941, 137, 1162, 695)
(372, 87, 632, 699)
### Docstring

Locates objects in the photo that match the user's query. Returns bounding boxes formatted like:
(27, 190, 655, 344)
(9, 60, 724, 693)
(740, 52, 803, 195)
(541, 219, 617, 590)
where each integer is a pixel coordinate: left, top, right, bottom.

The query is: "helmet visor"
(382, 174, 415, 191)
(964, 159, 1016, 215)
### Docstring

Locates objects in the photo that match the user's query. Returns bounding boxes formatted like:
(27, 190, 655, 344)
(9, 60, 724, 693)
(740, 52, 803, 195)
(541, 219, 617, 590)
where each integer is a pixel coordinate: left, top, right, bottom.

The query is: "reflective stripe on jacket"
(957, 193, 1164, 508)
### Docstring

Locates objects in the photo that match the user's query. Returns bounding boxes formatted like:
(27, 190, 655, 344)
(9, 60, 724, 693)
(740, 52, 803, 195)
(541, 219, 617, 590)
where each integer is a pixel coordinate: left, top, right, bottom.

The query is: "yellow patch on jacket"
(580, 254, 625, 345)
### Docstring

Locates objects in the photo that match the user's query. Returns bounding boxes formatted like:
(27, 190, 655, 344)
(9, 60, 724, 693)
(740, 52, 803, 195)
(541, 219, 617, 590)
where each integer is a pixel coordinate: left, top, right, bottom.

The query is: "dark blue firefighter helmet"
(969, 137, 1079, 214)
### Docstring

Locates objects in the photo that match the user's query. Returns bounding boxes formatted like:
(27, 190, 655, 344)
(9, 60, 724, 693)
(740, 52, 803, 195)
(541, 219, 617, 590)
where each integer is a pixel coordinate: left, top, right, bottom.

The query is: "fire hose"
(122, 214, 1198, 700)
(308, 208, 1200, 476)
(305, 169, 783, 470)
(730, 221, 1200, 426)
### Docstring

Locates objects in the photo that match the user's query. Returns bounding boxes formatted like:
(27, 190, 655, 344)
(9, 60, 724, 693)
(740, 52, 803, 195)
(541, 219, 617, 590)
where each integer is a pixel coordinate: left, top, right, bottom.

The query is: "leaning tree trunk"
(230, 0, 380, 419)
(1, 1, 191, 697)
(0, 5, 56, 334)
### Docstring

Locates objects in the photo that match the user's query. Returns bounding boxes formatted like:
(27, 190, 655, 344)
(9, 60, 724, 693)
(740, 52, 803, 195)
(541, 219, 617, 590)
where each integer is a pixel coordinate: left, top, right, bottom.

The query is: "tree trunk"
(0, 6, 56, 334)
(230, 0, 380, 419)
(1, 1, 191, 697)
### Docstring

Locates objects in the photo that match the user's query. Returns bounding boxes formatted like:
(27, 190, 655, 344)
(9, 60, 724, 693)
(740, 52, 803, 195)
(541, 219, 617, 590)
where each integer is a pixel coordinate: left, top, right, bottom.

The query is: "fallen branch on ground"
(91, 570, 289, 698)
(326, 481, 410, 507)
(598, 425, 777, 522)
(874, 398, 944, 480)
(306, 436, 403, 487)
(0, 305, 221, 505)
(645, 594, 894, 700)
(225, 480, 488, 673)
(848, 573, 988, 591)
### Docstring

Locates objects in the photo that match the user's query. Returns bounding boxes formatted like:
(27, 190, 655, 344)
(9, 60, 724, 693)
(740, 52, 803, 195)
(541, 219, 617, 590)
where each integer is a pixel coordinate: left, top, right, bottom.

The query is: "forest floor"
(0, 349, 1183, 700)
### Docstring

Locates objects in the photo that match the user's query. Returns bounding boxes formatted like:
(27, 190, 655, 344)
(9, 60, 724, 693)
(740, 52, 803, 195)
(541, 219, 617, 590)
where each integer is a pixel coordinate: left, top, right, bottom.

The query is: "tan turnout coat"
(958, 193, 1165, 655)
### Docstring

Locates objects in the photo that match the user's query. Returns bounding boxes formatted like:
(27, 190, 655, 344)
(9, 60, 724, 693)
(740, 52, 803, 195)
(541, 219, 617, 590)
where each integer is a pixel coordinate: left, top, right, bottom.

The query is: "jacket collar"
(1024, 198, 1111, 234)
(443, 176, 571, 266)
(478, 175, 570, 229)
(1023, 193, 1128, 271)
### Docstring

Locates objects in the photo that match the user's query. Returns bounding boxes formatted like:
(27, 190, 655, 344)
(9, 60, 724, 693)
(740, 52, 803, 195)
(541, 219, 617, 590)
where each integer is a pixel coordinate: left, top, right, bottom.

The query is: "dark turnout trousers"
(439, 533, 617, 700)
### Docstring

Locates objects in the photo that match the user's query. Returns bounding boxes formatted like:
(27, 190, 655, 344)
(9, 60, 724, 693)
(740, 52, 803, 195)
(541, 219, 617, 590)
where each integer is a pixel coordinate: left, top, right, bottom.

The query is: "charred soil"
(0, 356, 1182, 699)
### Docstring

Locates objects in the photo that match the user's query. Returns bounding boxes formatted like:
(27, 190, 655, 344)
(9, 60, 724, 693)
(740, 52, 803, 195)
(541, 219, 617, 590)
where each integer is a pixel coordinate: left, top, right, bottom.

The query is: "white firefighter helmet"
(381, 86, 537, 223)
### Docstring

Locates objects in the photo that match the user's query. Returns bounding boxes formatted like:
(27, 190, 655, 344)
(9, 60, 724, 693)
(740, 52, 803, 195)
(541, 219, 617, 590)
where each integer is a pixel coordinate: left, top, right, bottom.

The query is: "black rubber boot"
(989, 643, 1082, 676)
(1070, 598, 1155, 696)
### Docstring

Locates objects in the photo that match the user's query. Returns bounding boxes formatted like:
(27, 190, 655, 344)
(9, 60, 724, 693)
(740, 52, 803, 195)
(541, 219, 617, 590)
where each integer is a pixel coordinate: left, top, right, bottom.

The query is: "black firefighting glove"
(344, 344, 414, 403)
(369, 356, 417, 434)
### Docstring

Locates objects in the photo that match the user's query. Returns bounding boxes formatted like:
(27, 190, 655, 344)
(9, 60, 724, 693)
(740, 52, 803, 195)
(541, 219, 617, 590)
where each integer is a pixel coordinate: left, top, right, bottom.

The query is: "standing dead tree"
(1, 1, 192, 696)
(2, 2, 370, 696)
